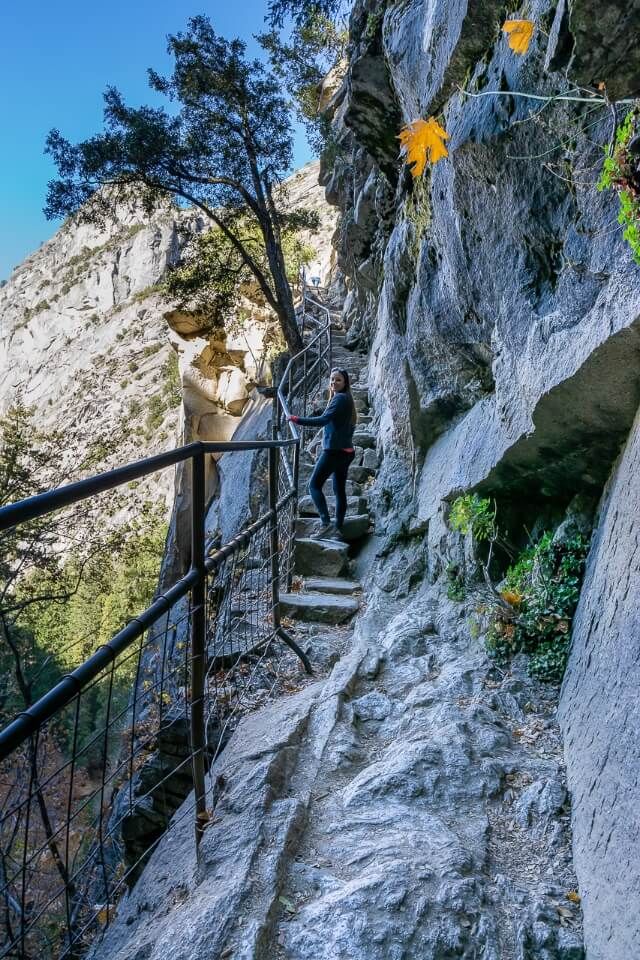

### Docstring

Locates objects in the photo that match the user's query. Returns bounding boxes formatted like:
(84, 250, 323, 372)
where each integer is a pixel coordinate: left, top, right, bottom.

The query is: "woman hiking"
(288, 368, 358, 541)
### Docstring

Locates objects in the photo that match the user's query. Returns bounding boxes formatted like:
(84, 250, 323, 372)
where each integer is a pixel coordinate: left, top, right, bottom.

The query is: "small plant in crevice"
(448, 495, 591, 684)
(449, 494, 497, 543)
(446, 562, 466, 601)
(598, 107, 640, 264)
(483, 532, 590, 684)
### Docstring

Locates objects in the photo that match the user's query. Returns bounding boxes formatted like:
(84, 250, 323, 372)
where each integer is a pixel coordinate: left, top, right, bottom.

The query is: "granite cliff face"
(322, 0, 640, 954)
(0, 161, 336, 523)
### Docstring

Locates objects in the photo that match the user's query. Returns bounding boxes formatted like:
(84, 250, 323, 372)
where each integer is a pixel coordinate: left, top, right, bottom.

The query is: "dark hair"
(330, 368, 358, 427)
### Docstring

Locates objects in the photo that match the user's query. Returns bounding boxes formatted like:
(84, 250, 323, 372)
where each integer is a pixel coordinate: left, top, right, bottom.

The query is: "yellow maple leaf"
(398, 117, 449, 177)
(566, 890, 581, 904)
(500, 589, 523, 607)
(502, 19, 535, 55)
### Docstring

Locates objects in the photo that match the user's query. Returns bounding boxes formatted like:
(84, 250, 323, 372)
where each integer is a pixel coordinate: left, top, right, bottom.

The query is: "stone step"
(303, 577, 360, 595)
(352, 429, 376, 450)
(296, 514, 370, 542)
(294, 537, 349, 577)
(350, 465, 375, 485)
(299, 495, 368, 517)
(280, 591, 359, 624)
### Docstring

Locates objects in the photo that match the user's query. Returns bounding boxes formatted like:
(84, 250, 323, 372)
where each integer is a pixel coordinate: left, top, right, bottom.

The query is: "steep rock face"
(0, 204, 184, 512)
(546, 0, 640, 100)
(558, 406, 640, 958)
(321, 0, 640, 955)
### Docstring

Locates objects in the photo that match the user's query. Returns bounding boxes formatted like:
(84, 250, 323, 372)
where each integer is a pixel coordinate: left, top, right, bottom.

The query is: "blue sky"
(0, 1, 311, 280)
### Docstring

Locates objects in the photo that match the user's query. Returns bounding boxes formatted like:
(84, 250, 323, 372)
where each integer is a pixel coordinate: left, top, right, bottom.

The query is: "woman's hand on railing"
(288, 415, 300, 424)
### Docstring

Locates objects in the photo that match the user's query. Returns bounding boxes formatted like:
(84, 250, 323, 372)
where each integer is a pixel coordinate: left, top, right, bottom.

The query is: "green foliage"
(260, 8, 347, 155)
(449, 494, 496, 542)
(597, 108, 640, 264)
(165, 219, 317, 325)
(446, 563, 466, 601)
(162, 352, 182, 407)
(267, 0, 346, 29)
(484, 531, 590, 684)
(364, 10, 383, 40)
(9, 505, 167, 753)
(131, 283, 163, 304)
(146, 394, 166, 432)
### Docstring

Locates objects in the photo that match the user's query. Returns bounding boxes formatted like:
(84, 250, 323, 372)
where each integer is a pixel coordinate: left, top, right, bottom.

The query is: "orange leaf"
(502, 19, 535, 55)
(566, 890, 581, 904)
(398, 117, 449, 177)
(500, 589, 523, 607)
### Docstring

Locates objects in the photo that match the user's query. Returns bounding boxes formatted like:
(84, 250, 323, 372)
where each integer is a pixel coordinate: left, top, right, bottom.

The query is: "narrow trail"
(90, 305, 584, 960)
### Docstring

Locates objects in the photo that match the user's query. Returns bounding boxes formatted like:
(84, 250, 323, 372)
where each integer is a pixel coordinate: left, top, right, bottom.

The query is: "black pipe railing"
(0, 289, 333, 959)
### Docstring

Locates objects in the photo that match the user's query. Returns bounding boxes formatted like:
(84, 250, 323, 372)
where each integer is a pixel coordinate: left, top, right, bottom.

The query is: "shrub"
(598, 108, 640, 264)
(146, 394, 166, 432)
(449, 494, 496, 542)
(446, 562, 465, 601)
(162, 352, 182, 407)
(484, 532, 590, 684)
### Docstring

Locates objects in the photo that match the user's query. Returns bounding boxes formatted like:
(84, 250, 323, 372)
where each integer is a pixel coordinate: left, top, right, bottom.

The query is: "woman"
(288, 368, 358, 541)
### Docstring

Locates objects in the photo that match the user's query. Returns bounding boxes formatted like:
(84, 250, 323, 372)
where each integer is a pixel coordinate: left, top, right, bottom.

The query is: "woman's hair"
(330, 368, 358, 427)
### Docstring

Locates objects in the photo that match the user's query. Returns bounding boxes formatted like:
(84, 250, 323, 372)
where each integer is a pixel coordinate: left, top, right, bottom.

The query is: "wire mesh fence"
(0, 292, 331, 959)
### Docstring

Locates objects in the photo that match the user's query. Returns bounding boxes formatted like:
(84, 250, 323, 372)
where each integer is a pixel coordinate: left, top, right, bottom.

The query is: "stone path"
(90, 318, 585, 960)
(280, 323, 377, 633)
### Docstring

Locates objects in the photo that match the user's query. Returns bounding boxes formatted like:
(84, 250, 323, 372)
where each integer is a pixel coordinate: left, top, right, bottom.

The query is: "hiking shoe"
(311, 521, 334, 540)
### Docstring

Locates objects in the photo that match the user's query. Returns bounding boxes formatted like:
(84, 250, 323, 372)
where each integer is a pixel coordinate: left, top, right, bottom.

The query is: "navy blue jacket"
(294, 391, 355, 450)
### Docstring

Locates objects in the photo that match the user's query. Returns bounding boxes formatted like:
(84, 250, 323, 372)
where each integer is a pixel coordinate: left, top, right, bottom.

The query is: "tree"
(0, 403, 167, 953)
(45, 16, 318, 354)
(266, 0, 345, 29)
(259, 10, 347, 155)
(164, 215, 316, 328)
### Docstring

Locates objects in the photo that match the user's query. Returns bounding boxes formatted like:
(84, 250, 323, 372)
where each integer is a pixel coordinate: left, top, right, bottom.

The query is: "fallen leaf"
(398, 117, 449, 177)
(278, 895, 296, 913)
(566, 890, 581, 904)
(500, 589, 523, 606)
(502, 19, 535, 55)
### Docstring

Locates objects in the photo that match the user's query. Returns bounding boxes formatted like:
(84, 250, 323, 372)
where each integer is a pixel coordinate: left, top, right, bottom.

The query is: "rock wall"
(558, 404, 640, 958)
(319, 0, 640, 955)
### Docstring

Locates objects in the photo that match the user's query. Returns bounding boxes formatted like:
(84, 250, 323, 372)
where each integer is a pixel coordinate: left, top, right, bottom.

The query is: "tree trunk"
(266, 235, 303, 355)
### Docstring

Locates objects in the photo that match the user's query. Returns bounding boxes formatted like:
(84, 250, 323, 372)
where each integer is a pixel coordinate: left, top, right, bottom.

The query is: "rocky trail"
(91, 318, 585, 960)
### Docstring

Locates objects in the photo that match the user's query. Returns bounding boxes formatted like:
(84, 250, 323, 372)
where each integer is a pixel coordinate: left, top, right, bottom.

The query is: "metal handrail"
(0, 439, 295, 534)
(0, 288, 332, 959)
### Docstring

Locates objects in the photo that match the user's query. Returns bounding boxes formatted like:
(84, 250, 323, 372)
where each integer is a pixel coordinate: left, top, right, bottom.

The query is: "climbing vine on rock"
(598, 107, 640, 264)
(448, 496, 590, 684)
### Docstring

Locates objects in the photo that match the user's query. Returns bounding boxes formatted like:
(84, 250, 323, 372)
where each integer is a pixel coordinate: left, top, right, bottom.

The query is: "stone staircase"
(279, 322, 378, 631)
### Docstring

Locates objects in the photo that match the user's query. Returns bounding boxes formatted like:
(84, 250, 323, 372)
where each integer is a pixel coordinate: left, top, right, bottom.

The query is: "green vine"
(484, 532, 590, 684)
(598, 108, 640, 264)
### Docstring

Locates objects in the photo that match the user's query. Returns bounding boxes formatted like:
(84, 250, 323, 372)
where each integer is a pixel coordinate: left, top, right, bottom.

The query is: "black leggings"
(309, 450, 355, 528)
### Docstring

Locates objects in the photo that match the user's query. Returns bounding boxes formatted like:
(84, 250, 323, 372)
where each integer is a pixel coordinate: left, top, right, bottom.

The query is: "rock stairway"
(91, 310, 583, 960)
(279, 324, 376, 631)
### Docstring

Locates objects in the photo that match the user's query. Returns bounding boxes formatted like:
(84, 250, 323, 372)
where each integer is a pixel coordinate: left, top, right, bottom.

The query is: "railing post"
(190, 448, 207, 849)
(268, 446, 282, 624)
(303, 349, 308, 417)
(290, 442, 300, 589)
